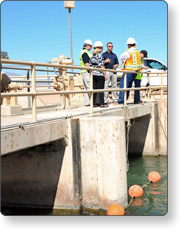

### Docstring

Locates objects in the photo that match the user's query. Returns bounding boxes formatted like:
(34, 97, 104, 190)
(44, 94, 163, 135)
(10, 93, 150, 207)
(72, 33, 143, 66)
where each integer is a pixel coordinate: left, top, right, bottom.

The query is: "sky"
(1, 0, 167, 68)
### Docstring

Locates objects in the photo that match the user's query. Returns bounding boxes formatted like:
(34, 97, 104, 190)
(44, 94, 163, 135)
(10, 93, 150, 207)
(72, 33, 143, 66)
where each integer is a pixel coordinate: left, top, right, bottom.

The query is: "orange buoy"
(128, 185, 144, 198)
(107, 204, 125, 215)
(148, 171, 161, 183)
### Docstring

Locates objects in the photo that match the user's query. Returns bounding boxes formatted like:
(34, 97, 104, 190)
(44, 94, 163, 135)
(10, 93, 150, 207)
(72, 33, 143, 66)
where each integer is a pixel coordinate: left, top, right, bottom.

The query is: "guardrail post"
(161, 73, 163, 100)
(31, 63, 37, 122)
(124, 72, 127, 105)
(27, 70, 31, 108)
(147, 73, 150, 101)
(89, 69, 93, 117)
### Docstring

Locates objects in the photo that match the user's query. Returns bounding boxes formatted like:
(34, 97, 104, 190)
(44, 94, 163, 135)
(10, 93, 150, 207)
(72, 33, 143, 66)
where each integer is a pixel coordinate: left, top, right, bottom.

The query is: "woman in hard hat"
(90, 41, 108, 107)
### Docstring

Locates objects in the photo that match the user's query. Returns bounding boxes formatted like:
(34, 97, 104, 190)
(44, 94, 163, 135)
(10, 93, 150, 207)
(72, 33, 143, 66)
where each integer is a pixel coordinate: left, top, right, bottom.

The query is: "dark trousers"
(117, 73, 137, 104)
(134, 79, 141, 102)
(93, 75, 105, 105)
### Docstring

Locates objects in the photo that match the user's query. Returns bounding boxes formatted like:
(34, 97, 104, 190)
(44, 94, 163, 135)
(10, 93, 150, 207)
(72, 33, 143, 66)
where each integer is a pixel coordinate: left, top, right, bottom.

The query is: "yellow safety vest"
(121, 46, 141, 71)
(80, 49, 92, 73)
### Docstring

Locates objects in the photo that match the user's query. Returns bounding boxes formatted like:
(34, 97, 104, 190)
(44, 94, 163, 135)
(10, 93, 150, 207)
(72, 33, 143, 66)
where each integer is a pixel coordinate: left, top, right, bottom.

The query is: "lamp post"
(64, 1, 75, 64)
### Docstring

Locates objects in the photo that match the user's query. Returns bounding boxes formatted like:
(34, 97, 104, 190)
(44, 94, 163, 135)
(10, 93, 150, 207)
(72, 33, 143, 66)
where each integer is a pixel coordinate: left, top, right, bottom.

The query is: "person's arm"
(120, 51, 130, 61)
(100, 65, 107, 81)
(82, 53, 90, 67)
(99, 56, 107, 80)
(85, 63, 90, 67)
(113, 55, 119, 69)
(142, 65, 148, 70)
(113, 64, 119, 70)
(105, 58, 111, 64)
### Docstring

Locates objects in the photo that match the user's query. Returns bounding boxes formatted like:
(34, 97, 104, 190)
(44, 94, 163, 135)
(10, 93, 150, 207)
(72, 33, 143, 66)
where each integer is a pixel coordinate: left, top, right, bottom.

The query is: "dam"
(1, 59, 167, 214)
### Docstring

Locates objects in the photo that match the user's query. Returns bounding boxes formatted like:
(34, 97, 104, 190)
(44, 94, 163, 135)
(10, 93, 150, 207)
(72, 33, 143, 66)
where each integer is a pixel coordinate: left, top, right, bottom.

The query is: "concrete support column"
(143, 102, 159, 155)
(157, 101, 167, 155)
(79, 116, 127, 210)
(129, 103, 159, 156)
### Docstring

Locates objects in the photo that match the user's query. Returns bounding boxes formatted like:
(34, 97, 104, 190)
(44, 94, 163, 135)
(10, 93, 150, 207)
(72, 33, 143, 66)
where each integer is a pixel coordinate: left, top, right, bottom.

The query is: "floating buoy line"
(107, 170, 167, 215)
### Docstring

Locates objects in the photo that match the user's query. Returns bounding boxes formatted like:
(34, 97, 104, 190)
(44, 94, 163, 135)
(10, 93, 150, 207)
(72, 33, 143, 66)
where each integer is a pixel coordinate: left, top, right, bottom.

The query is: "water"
(1, 156, 167, 216)
(125, 156, 168, 216)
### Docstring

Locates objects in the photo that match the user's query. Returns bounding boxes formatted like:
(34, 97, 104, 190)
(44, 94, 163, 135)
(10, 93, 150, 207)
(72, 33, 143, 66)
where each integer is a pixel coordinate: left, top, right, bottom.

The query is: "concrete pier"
(79, 117, 127, 209)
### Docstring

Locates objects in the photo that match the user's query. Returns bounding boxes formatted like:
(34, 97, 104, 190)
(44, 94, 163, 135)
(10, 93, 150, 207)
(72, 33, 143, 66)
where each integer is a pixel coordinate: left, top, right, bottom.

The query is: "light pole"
(64, 1, 75, 64)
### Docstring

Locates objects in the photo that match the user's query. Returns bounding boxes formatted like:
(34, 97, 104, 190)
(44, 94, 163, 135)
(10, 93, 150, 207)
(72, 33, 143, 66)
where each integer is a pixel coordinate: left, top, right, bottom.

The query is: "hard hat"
(126, 37, 137, 44)
(84, 39, 92, 46)
(93, 41, 103, 48)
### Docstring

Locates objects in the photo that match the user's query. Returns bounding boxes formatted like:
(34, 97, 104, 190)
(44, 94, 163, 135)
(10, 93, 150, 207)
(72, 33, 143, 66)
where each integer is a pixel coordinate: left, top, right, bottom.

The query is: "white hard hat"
(126, 37, 137, 44)
(93, 41, 103, 48)
(84, 39, 92, 46)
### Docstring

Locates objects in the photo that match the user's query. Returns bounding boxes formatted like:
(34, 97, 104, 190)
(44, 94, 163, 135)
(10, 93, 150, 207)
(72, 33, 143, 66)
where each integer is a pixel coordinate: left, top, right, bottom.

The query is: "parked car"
(116, 58, 167, 87)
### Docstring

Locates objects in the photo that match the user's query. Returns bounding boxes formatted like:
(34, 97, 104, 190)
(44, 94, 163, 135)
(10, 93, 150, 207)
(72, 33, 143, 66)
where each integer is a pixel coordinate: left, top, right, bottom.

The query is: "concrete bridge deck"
(1, 103, 152, 156)
(1, 102, 151, 128)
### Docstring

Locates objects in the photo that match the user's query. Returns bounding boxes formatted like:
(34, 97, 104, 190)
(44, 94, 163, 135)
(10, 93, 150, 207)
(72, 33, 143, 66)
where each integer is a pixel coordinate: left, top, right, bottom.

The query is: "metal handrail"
(1, 59, 167, 121)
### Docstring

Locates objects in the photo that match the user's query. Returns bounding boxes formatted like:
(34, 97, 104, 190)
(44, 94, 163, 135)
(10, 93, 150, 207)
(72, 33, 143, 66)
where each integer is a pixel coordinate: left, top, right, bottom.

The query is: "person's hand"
(113, 65, 116, 70)
(105, 75, 108, 81)
(105, 58, 111, 64)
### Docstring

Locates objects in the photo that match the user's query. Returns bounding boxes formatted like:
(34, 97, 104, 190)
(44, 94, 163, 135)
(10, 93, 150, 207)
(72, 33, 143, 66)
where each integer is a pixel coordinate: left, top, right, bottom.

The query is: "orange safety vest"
(121, 46, 141, 71)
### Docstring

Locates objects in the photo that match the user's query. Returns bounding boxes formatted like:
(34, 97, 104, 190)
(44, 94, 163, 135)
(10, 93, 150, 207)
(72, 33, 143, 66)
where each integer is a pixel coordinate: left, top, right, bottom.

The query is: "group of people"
(79, 37, 148, 107)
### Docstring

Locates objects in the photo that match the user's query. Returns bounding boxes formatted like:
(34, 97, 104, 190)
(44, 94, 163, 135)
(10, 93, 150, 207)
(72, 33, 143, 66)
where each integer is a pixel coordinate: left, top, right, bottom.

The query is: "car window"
(144, 60, 164, 70)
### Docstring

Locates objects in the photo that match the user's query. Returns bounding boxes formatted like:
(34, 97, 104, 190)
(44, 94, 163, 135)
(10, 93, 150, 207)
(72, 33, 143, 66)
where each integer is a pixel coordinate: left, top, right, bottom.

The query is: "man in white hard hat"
(79, 39, 92, 106)
(116, 37, 141, 105)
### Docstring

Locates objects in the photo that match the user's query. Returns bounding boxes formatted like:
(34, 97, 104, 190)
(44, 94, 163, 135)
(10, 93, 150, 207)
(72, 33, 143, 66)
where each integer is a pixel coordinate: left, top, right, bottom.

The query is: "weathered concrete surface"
(1, 101, 167, 211)
(1, 105, 22, 116)
(79, 117, 127, 209)
(128, 103, 159, 156)
(53, 119, 80, 209)
(1, 119, 67, 155)
(1, 119, 80, 210)
(157, 100, 167, 155)
(128, 102, 167, 156)
(129, 103, 159, 156)
(1, 139, 67, 209)
(94, 103, 152, 121)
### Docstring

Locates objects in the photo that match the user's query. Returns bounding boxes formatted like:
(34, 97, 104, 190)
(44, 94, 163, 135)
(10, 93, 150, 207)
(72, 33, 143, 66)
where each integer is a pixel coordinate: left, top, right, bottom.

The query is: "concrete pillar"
(143, 102, 159, 155)
(79, 116, 127, 210)
(157, 101, 167, 155)
(129, 103, 159, 156)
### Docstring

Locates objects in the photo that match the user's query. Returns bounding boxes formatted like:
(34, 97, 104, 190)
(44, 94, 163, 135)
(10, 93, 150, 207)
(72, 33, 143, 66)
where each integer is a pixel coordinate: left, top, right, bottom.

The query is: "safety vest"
(80, 49, 92, 73)
(121, 46, 141, 71)
(136, 59, 144, 80)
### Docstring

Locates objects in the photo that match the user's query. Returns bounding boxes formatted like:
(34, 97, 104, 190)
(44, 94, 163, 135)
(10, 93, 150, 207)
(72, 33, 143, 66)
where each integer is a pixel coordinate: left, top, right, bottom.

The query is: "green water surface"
(1, 156, 167, 216)
(125, 156, 168, 216)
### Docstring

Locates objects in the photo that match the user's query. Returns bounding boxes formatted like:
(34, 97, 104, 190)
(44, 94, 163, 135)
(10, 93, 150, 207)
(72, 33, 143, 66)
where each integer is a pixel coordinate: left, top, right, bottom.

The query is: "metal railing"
(1, 59, 167, 122)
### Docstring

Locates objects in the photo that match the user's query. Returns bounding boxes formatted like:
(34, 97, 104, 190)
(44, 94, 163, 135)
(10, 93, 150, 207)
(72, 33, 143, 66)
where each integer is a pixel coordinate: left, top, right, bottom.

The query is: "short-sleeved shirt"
(102, 51, 119, 70)
(82, 52, 90, 64)
(90, 54, 105, 77)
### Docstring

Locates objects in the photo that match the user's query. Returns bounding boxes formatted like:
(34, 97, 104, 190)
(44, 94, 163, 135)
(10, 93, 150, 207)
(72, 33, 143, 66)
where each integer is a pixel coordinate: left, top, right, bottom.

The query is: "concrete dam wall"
(1, 101, 167, 212)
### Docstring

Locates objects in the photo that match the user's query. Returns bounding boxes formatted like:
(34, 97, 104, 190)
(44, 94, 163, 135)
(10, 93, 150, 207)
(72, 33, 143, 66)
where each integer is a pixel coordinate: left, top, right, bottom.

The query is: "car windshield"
(143, 59, 164, 70)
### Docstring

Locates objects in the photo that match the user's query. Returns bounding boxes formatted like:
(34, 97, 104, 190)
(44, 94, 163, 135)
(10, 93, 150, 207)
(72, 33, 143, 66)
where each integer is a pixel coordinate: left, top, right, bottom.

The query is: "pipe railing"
(1, 59, 167, 121)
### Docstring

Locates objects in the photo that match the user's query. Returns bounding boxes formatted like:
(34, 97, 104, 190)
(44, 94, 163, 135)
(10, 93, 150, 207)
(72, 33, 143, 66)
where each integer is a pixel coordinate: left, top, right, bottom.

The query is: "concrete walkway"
(1, 102, 143, 128)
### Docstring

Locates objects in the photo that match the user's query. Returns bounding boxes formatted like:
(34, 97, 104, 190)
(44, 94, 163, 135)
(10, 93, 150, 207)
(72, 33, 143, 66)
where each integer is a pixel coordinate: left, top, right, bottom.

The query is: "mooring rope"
(124, 170, 167, 210)
(126, 116, 135, 171)
(124, 197, 134, 210)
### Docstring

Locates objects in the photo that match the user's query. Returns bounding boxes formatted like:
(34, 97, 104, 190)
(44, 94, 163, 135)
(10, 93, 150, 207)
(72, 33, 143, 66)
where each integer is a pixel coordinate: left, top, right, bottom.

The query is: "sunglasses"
(108, 46, 113, 47)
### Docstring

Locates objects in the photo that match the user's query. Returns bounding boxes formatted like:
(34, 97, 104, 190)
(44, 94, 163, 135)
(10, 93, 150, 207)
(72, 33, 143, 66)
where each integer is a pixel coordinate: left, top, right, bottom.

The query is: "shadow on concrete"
(1, 139, 65, 215)
(128, 114, 151, 156)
